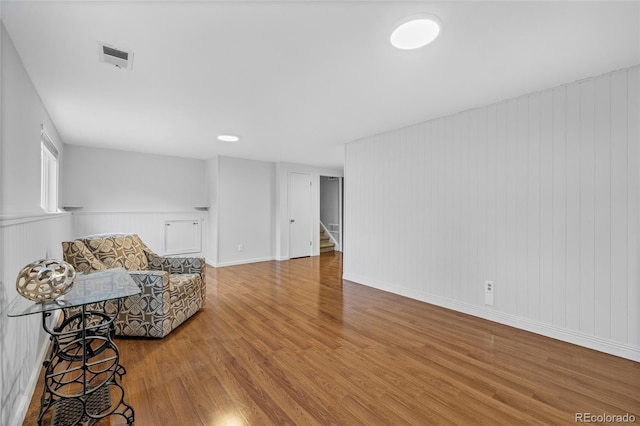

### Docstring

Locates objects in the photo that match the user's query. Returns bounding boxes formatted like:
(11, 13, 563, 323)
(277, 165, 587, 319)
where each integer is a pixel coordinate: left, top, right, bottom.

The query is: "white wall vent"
(98, 42, 134, 70)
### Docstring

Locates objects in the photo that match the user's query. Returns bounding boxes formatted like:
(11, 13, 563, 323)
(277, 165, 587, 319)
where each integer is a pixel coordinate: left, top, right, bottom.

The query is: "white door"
(289, 172, 312, 258)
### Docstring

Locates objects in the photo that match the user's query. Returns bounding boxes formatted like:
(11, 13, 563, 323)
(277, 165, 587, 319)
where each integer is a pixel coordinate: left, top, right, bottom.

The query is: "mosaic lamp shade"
(16, 259, 76, 303)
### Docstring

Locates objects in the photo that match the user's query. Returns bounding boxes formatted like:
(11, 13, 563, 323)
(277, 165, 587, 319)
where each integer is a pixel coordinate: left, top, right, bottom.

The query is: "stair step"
(320, 227, 335, 252)
(320, 242, 335, 253)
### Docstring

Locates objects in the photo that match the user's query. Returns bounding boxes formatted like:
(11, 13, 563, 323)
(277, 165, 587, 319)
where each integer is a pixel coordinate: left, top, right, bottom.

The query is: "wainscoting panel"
(71, 212, 207, 256)
(0, 213, 72, 426)
(344, 66, 639, 360)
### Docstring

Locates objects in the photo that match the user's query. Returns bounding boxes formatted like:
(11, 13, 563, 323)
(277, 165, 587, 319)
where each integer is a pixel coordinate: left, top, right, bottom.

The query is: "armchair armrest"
(119, 270, 172, 338)
(145, 254, 207, 308)
(147, 253, 205, 276)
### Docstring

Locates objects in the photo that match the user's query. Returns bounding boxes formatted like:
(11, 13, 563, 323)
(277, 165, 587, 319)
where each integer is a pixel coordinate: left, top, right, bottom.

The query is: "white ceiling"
(2, 1, 638, 169)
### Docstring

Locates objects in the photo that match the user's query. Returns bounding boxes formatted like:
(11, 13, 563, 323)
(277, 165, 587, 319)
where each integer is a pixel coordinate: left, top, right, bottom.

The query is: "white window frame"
(40, 126, 59, 213)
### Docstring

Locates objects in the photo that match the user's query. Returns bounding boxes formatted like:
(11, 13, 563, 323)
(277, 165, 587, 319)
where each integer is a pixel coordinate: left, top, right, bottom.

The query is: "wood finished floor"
(24, 252, 640, 425)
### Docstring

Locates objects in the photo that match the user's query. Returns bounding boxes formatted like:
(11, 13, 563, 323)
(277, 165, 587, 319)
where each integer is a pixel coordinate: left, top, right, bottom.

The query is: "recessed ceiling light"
(390, 15, 441, 50)
(217, 135, 239, 142)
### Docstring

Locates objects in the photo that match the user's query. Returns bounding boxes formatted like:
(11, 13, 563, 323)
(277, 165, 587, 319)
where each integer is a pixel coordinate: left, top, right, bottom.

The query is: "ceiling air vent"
(98, 42, 134, 70)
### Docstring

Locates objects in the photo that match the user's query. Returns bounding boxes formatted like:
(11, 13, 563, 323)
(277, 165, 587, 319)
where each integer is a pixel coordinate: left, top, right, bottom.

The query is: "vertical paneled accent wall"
(0, 214, 72, 426)
(344, 66, 639, 360)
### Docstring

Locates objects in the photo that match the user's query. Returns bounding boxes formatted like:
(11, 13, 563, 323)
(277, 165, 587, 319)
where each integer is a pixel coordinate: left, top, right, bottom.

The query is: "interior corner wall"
(215, 156, 276, 266)
(205, 156, 219, 266)
(1, 21, 73, 426)
(344, 66, 639, 361)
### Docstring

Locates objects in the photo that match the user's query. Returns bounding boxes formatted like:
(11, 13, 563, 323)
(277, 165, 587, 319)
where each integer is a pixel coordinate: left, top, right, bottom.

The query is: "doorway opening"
(319, 176, 343, 253)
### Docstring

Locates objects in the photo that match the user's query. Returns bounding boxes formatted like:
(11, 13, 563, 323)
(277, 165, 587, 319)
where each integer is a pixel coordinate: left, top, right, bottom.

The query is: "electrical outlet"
(238, 244, 243, 252)
(485, 280, 494, 306)
(485, 280, 494, 294)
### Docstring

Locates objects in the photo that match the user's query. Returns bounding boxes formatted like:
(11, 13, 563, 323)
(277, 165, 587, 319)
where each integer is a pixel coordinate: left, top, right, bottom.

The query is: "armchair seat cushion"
(62, 233, 206, 338)
(169, 274, 201, 303)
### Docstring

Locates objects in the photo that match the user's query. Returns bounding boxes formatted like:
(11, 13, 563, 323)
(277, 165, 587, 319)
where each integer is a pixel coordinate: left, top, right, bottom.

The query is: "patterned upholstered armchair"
(62, 233, 206, 338)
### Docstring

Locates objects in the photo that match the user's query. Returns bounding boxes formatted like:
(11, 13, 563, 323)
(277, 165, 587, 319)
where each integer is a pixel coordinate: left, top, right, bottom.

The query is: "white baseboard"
(208, 254, 332, 266)
(11, 330, 53, 426)
(343, 273, 640, 362)
(209, 256, 275, 268)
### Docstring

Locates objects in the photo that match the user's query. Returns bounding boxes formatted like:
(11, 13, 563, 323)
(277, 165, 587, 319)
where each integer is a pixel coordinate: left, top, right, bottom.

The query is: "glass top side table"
(7, 268, 140, 425)
(7, 267, 140, 317)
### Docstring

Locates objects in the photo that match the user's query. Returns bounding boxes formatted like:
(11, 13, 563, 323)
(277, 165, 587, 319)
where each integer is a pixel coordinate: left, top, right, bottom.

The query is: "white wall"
(63, 145, 206, 212)
(0, 22, 73, 426)
(206, 157, 343, 266)
(1, 24, 65, 216)
(62, 145, 208, 255)
(212, 156, 275, 266)
(344, 66, 639, 361)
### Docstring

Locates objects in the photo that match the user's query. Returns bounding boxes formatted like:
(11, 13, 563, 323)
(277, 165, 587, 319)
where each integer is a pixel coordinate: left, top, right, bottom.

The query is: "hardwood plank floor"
(23, 252, 640, 425)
